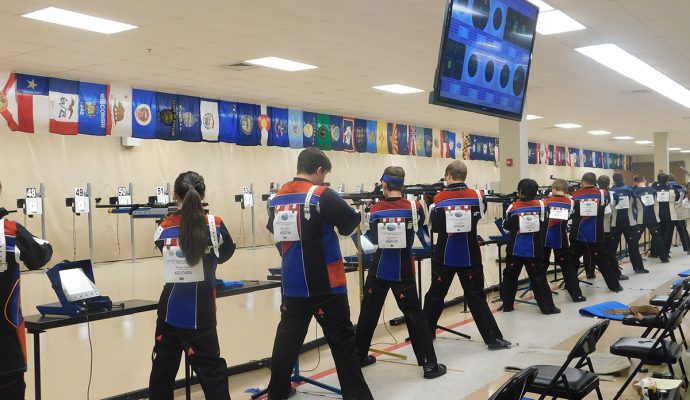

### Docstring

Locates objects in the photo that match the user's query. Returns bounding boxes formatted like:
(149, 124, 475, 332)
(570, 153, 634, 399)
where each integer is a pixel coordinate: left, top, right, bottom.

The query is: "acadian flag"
(49, 78, 79, 135)
(236, 103, 261, 146)
(78, 81, 110, 136)
(341, 117, 355, 152)
(387, 123, 399, 155)
(15, 73, 50, 133)
(432, 128, 442, 158)
(155, 92, 178, 140)
(316, 114, 331, 150)
(218, 101, 238, 143)
(177, 95, 201, 142)
(267, 107, 289, 147)
(397, 124, 409, 155)
(303, 111, 317, 147)
(131, 89, 156, 139)
(330, 115, 343, 151)
(376, 120, 388, 154)
(108, 83, 132, 137)
(287, 109, 303, 149)
(199, 99, 220, 142)
(424, 128, 433, 157)
(441, 130, 455, 158)
(0, 72, 19, 131)
(366, 120, 377, 154)
(354, 119, 367, 153)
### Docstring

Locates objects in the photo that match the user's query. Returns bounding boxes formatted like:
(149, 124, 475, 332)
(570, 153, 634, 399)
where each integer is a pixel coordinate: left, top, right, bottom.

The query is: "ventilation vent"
(221, 62, 257, 71)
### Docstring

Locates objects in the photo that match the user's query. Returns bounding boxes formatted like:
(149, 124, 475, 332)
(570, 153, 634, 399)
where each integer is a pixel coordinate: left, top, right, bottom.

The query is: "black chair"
(527, 319, 610, 400)
(610, 298, 690, 400)
(489, 367, 539, 400)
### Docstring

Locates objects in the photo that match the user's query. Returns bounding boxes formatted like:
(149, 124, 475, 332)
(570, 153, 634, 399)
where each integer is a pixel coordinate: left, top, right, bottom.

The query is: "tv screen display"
(430, 0, 539, 121)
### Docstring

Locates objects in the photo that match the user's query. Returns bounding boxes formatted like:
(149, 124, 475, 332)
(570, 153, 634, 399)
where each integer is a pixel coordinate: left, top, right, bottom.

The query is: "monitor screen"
(59, 267, 100, 302)
(430, 0, 539, 120)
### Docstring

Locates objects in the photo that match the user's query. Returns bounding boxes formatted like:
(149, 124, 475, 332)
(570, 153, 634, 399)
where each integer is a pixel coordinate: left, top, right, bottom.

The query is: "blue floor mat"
(579, 301, 629, 320)
(678, 269, 690, 277)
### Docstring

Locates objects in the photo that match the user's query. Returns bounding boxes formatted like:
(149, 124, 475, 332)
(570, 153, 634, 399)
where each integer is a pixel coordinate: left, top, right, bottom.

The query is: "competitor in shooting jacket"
(0, 181, 53, 400)
(651, 173, 681, 258)
(267, 148, 373, 400)
(669, 174, 690, 254)
(634, 175, 669, 263)
(423, 161, 510, 350)
(502, 179, 560, 314)
(610, 173, 648, 273)
(598, 175, 629, 281)
(355, 167, 446, 379)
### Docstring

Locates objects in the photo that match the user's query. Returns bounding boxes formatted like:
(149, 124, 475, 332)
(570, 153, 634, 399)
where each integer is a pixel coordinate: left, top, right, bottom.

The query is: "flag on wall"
(567, 147, 580, 167)
(423, 128, 433, 157)
(316, 114, 331, 150)
(287, 109, 303, 149)
(547, 144, 555, 165)
(341, 117, 355, 152)
(582, 150, 594, 167)
(330, 115, 343, 151)
(387, 123, 399, 155)
(267, 107, 289, 147)
(16, 73, 50, 133)
(366, 120, 377, 154)
(354, 119, 367, 153)
(218, 101, 238, 143)
(177, 95, 201, 142)
(528, 142, 538, 164)
(415, 127, 425, 156)
(536, 143, 547, 164)
(78, 81, 109, 136)
(200, 99, 220, 142)
(155, 92, 177, 140)
(303, 111, 317, 147)
(397, 124, 409, 155)
(132, 89, 156, 139)
(236, 103, 261, 146)
(376, 120, 388, 154)
(594, 151, 603, 168)
(440, 130, 455, 158)
(108, 83, 132, 137)
(408, 126, 416, 156)
(0, 72, 19, 131)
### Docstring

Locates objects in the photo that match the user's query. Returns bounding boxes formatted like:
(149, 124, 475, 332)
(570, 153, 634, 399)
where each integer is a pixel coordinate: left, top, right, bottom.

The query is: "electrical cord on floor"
(372, 304, 398, 347)
(300, 322, 322, 373)
(114, 215, 121, 261)
(82, 301, 94, 400)
(73, 213, 77, 261)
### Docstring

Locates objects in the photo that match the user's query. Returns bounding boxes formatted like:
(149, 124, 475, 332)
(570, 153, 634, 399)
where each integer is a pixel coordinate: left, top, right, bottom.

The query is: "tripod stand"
(250, 359, 342, 399)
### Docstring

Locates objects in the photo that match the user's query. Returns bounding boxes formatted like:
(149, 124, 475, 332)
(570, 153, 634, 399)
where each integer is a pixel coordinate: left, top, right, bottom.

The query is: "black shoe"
(618, 274, 630, 280)
(634, 268, 650, 274)
(359, 355, 376, 368)
(543, 307, 561, 315)
(648, 253, 658, 258)
(612, 285, 624, 293)
(268, 387, 297, 400)
(661, 258, 670, 263)
(502, 304, 514, 312)
(423, 362, 447, 379)
(586, 273, 596, 279)
(488, 338, 512, 351)
(572, 295, 587, 303)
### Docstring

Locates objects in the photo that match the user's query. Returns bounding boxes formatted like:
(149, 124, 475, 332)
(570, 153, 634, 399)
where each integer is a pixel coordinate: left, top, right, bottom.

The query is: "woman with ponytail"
(149, 171, 236, 399)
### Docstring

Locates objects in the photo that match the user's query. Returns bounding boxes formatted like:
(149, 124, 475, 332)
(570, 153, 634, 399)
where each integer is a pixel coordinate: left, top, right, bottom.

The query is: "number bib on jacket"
(377, 218, 406, 249)
(445, 206, 472, 233)
(580, 200, 598, 216)
(549, 207, 569, 221)
(519, 212, 540, 233)
(640, 194, 655, 207)
(657, 191, 670, 203)
(273, 205, 300, 242)
(616, 196, 630, 209)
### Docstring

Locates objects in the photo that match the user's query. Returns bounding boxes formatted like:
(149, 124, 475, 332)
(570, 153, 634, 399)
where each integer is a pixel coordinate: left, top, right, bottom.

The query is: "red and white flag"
(49, 78, 79, 135)
(14, 73, 50, 133)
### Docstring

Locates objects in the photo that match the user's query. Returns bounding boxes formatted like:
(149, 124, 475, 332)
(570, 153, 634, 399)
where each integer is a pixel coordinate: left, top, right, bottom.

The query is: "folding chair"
(527, 319, 610, 400)
(610, 298, 690, 400)
(490, 367, 539, 400)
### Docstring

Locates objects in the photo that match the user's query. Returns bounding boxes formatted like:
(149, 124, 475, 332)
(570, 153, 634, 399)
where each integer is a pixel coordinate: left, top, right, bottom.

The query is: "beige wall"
(0, 127, 621, 263)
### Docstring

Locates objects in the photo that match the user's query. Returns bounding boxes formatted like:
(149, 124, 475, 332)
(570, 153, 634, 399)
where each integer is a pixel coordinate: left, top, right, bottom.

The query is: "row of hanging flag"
(528, 142, 632, 170)
(0, 72, 631, 169)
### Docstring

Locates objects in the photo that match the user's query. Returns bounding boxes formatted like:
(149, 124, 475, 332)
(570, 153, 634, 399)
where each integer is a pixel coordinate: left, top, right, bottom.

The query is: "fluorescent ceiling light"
(681, 150, 690, 153)
(576, 43, 690, 109)
(669, 147, 682, 151)
(22, 7, 137, 34)
(587, 130, 610, 135)
(536, 10, 586, 35)
(555, 123, 581, 129)
(244, 56, 317, 72)
(613, 136, 634, 140)
(526, 0, 555, 11)
(635, 140, 653, 144)
(526, 114, 543, 120)
(372, 84, 424, 94)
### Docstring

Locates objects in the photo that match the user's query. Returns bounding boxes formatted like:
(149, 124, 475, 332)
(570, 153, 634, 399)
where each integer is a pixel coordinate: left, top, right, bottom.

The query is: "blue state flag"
(177, 95, 201, 142)
(236, 103, 261, 146)
(397, 124, 409, 155)
(288, 109, 303, 148)
(132, 89, 156, 139)
(303, 111, 317, 147)
(330, 115, 343, 151)
(218, 101, 238, 143)
(424, 128, 433, 157)
(267, 107, 289, 147)
(354, 119, 366, 153)
(528, 142, 538, 164)
(155, 92, 178, 140)
(366, 120, 377, 154)
(78, 82, 109, 136)
(415, 127, 425, 156)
